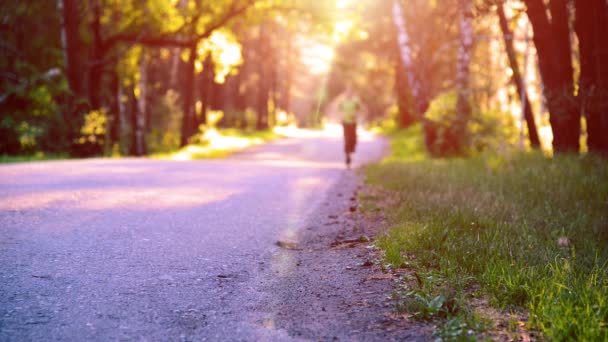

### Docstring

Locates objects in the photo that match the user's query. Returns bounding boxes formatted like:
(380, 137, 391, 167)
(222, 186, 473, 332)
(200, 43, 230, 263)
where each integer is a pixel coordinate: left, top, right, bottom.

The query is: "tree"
(453, 0, 474, 154)
(57, 0, 85, 100)
(496, 2, 540, 148)
(575, 0, 608, 156)
(524, 0, 579, 153)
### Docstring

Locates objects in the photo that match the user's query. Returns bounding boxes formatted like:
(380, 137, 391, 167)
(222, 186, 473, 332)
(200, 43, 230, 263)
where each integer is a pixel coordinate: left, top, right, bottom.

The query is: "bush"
(423, 91, 517, 157)
(146, 90, 183, 153)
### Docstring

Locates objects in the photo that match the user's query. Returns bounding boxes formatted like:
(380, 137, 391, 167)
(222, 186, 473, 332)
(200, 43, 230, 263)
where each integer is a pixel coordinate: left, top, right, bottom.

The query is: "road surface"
(0, 127, 429, 341)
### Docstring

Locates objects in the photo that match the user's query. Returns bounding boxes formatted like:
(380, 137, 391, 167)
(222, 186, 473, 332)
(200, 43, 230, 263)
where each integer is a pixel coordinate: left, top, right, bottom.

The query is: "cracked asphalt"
(0, 127, 430, 341)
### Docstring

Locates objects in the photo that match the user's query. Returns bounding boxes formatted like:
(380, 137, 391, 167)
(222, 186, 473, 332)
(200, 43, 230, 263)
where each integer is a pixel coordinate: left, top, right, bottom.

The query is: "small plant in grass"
(435, 316, 478, 342)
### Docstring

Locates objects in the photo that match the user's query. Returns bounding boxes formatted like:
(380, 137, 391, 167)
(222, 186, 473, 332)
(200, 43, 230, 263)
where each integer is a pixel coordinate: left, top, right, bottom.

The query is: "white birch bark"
(451, 0, 474, 152)
(456, 0, 474, 115)
(392, 0, 424, 113)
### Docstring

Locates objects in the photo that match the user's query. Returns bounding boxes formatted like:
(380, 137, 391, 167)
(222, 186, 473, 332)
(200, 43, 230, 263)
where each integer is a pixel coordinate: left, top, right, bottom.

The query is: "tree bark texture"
(497, 3, 540, 148)
(525, 0, 580, 153)
(392, 0, 427, 115)
(57, 0, 84, 98)
(116, 77, 128, 155)
(394, 53, 415, 128)
(256, 25, 270, 131)
(134, 54, 148, 156)
(453, 0, 474, 153)
(180, 43, 197, 147)
(88, 0, 104, 110)
(575, 0, 608, 156)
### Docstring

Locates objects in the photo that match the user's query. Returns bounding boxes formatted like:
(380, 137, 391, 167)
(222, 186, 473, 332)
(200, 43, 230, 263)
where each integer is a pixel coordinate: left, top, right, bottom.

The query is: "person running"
(338, 87, 361, 168)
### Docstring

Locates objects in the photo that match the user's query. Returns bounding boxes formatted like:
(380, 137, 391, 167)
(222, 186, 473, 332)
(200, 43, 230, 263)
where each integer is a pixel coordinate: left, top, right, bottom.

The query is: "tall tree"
(575, 0, 608, 156)
(256, 24, 271, 130)
(453, 0, 474, 153)
(133, 52, 148, 156)
(181, 42, 198, 146)
(392, 0, 428, 116)
(57, 0, 85, 99)
(497, 2, 540, 148)
(524, 0, 580, 153)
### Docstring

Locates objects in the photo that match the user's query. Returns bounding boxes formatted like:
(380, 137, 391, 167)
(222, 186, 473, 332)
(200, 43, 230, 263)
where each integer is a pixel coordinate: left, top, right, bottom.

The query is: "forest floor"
(364, 124, 608, 340)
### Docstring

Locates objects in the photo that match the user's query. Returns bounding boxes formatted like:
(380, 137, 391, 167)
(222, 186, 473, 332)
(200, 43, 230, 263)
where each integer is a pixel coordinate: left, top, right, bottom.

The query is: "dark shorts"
(342, 123, 357, 154)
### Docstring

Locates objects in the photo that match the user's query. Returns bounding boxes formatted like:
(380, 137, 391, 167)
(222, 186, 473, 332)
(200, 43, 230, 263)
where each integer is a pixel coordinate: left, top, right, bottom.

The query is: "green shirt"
(339, 98, 360, 124)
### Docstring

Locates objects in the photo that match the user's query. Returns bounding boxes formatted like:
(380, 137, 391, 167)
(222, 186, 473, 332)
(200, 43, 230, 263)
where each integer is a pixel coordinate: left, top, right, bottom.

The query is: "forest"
(1, 0, 607, 158)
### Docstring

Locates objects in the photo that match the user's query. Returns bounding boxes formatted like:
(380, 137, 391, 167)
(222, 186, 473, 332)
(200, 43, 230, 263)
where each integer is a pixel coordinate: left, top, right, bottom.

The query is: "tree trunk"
(393, 0, 438, 153)
(88, 0, 103, 110)
(497, 3, 540, 149)
(392, 0, 427, 115)
(394, 50, 415, 128)
(284, 33, 294, 114)
(256, 25, 270, 131)
(180, 43, 197, 146)
(453, 0, 474, 154)
(117, 77, 128, 155)
(525, 0, 580, 153)
(57, 0, 84, 98)
(57, 0, 87, 154)
(198, 56, 213, 127)
(169, 48, 182, 90)
(109, 71, 120, 148)
(575, 0, 608, 156)
(134, 54, 147, 156)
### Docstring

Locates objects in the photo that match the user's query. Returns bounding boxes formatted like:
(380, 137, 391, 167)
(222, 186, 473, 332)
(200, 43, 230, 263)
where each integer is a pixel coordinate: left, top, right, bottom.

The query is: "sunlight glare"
(298, 38, 335, 75)
(336, 0, 351, 10)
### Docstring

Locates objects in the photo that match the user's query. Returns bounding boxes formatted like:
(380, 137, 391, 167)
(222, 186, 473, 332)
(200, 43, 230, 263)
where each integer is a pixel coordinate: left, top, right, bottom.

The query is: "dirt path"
(250, 171, 432, 341)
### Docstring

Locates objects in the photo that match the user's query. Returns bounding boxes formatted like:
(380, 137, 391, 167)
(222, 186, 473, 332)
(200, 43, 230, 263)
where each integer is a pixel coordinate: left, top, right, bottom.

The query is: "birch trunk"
(454, 0, 474, 151)
(391, 0, 425, 115)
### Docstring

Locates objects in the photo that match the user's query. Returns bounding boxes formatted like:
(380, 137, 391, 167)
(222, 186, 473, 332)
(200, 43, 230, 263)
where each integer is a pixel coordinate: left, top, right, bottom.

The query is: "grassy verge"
(152, 128, 280, 160)
(364, 124, 608, 340)
(0, 152, 68, 164)
(2, 129, 280, 164)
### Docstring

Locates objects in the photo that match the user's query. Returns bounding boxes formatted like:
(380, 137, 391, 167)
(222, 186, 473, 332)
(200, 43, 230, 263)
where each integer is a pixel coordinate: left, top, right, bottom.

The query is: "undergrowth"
(365, 124, 608, 340)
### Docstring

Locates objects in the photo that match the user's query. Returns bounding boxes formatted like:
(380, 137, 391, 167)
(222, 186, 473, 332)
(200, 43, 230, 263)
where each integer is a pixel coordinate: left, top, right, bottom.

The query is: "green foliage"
(435, 316, 477, 342)
(366, 126, 608, 339)
(1, 73, 70, 154)
(424, 91, 518, 156)
(146, 90, 183, 153)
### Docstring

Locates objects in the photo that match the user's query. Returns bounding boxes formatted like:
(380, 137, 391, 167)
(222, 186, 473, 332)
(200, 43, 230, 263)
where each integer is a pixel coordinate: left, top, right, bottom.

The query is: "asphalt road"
(0, 127, 427, 341)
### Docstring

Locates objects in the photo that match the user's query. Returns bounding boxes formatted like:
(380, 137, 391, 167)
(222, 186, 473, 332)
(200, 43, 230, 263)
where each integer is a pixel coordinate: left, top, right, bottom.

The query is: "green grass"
(0, 152, 68, 164)
(365, 124, 608, 340)
(2, 129, 279, 163)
